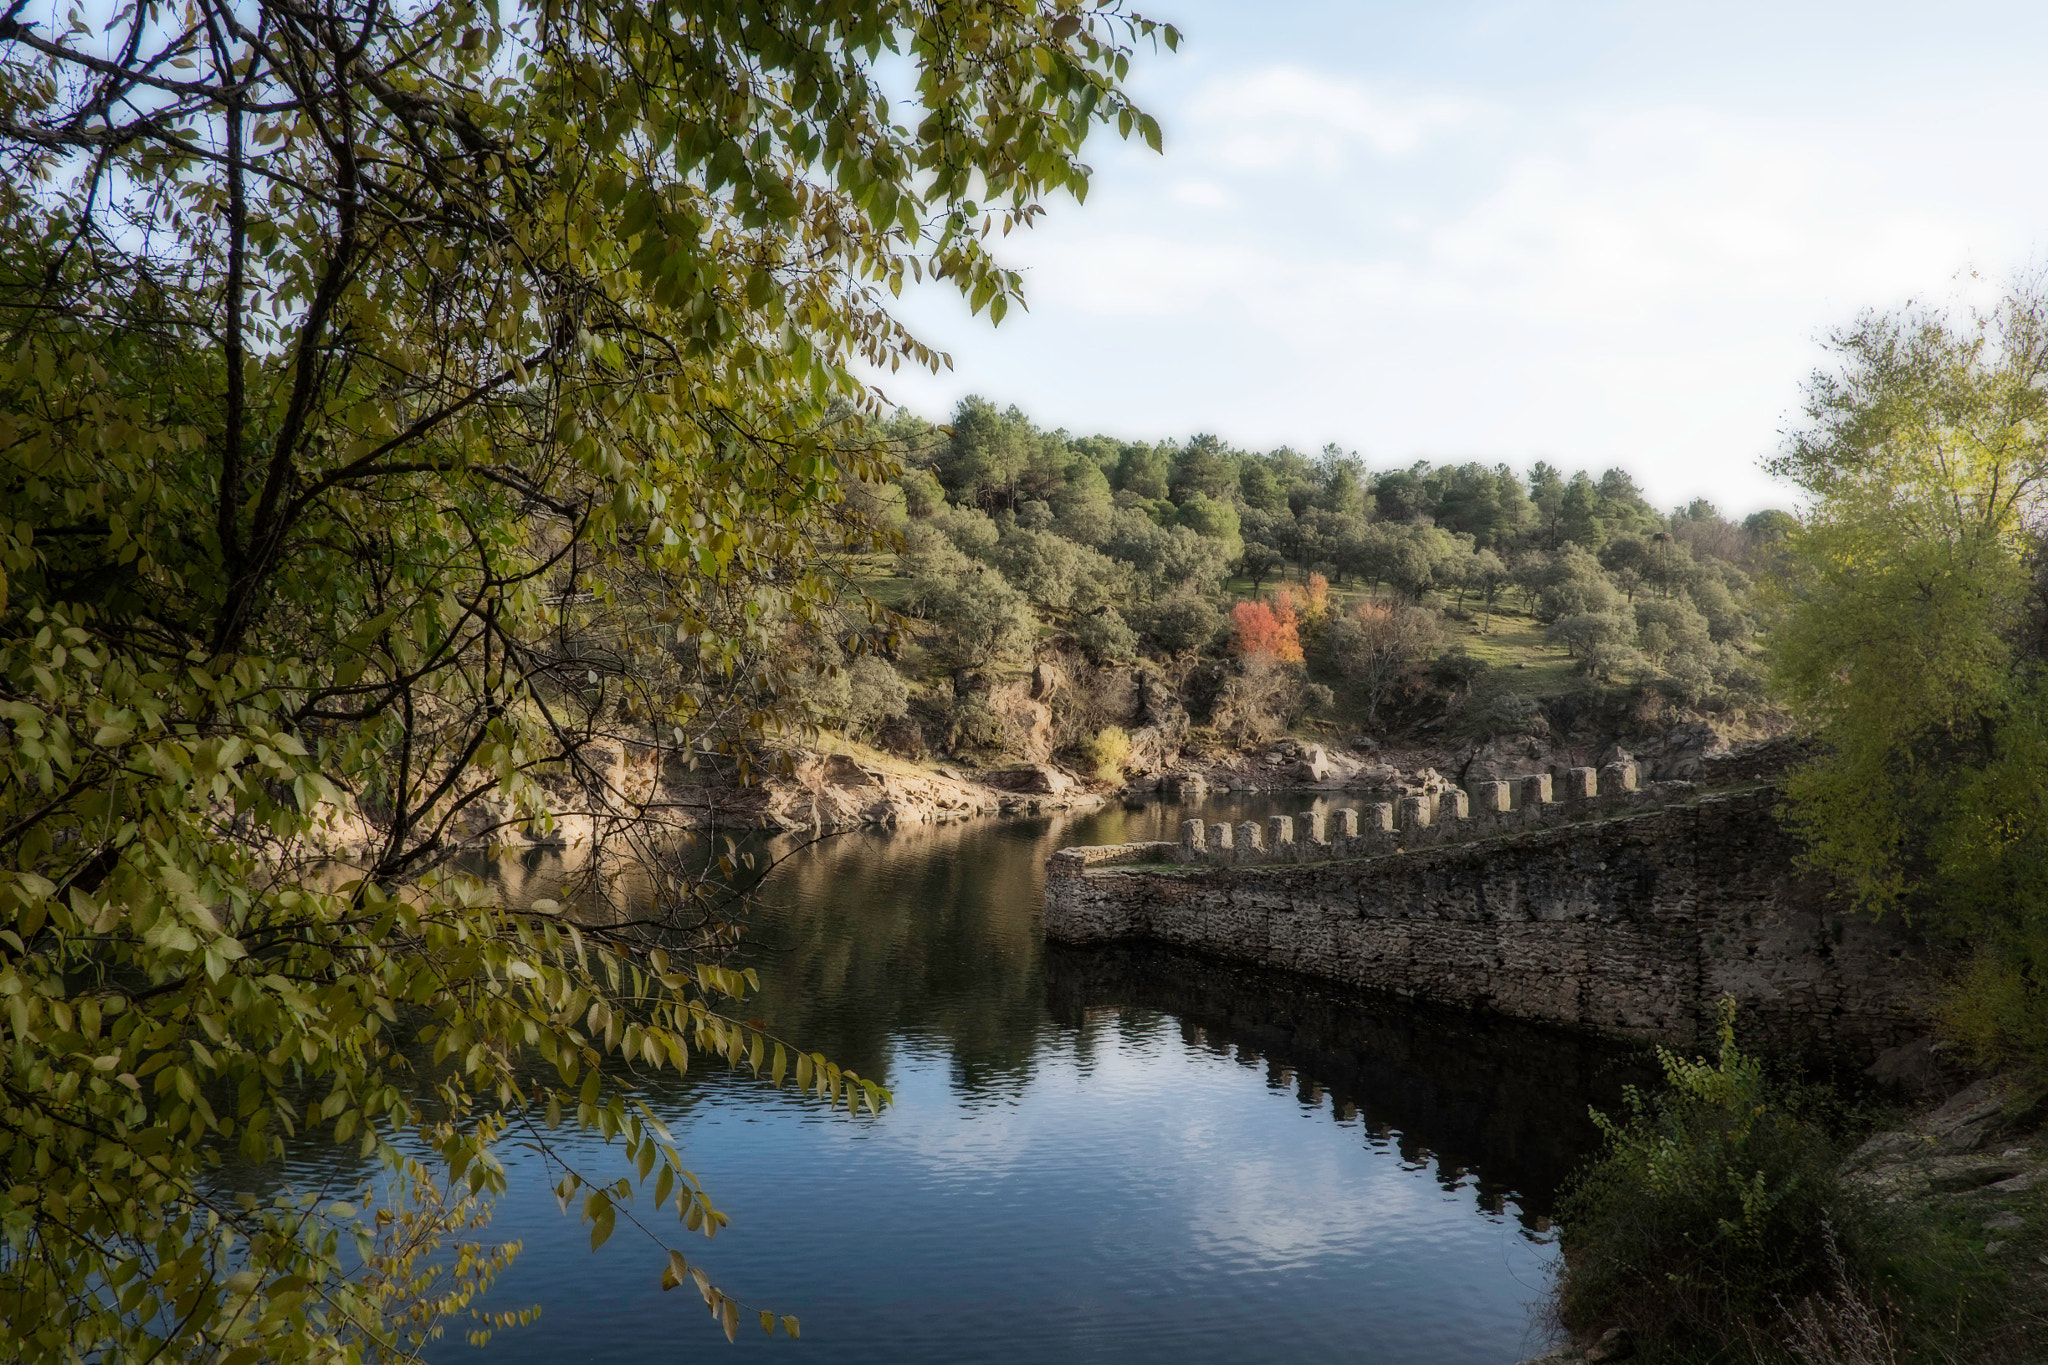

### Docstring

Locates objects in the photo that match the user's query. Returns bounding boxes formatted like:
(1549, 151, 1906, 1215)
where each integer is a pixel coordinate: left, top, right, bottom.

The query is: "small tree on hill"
(1231, 597, 1304, 664)
(1326, 601, 1441, 727)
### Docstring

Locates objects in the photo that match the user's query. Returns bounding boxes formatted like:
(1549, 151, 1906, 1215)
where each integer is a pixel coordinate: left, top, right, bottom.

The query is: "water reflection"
(1045, 941, 1646, 1231)
(428, 798, 1648, 1364)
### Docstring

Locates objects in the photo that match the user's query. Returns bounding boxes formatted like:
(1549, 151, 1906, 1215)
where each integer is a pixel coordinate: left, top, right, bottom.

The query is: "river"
(437, 796, 1647, 1364)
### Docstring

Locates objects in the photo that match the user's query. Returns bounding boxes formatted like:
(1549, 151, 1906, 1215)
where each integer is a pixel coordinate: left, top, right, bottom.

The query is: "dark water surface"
(440, 798, 1647, 1364)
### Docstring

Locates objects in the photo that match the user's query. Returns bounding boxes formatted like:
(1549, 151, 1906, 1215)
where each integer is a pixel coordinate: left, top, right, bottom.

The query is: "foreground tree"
(0, 0, 1173, 1358)
(1769, 288, 2048, 1071)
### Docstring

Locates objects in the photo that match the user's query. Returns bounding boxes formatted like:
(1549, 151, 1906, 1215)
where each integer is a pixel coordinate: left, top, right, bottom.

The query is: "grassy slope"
(1441, 609, 1580, 696)
(1224, 570, 1585, 700)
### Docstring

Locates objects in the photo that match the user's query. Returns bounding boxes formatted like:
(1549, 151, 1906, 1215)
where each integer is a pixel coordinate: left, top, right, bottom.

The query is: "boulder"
(988, 764, 1072, 796)
(1585, 1327, 1634, 1362)
(989, 682, 1054, 763)
(860, 796, 921, 826)
(1864, 1035, 1955, 1103)
(1124, 715, 1186, 774)
(875, 717, 928, 760)
(1457, 734, 1552, 783)
(1925, 1077, 2013, 1152)
(1927, 1157, 2029, 1192)
(1403, 767, 1458, 798)
(1294, 744, 1332, 782)
(821, 753, 877, 787)
(1353, 762, 1402, 789)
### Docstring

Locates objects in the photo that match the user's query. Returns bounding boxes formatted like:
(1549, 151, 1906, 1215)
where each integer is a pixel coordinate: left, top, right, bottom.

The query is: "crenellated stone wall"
(1042, 781, 1938, 1061)
(1044, 762, 1688, 880)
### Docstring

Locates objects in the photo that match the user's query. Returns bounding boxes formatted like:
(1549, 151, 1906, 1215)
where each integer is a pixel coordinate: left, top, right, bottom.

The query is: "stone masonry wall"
(1042, 786, 1937, 1060)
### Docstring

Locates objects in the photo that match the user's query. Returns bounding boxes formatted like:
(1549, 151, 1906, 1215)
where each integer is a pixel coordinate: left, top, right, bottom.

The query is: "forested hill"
(798, 396, 1795, 769)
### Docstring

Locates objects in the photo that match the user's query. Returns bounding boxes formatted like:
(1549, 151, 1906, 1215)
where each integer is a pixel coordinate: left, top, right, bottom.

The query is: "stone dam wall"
(1043, 776, 1938, 1060)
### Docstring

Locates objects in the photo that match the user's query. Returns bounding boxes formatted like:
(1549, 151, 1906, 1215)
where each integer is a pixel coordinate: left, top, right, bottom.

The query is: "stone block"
(1297, 811, 1326, 848)
(1235, 820, 1264, 862)
(1520, 773, 1554, 808)
(1600, 761, 1638, 795)
(1180, 819, 1206, 862)
(1267, 816, 1295, 853)
(1398, 795, 1432, 830)
(1476, 781, 1512, 814)
(1564, 767, 1598, 801)
(1207, 822, 1234, 865)
(1440, 788, 1470, 820)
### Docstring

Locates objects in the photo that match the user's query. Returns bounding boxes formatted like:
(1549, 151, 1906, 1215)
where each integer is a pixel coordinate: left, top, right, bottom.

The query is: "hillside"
(762, 398, 1791, 793)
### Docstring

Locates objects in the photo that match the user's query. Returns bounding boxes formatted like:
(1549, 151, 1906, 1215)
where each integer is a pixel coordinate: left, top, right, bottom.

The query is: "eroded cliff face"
(1043, 788, 1936, 1062)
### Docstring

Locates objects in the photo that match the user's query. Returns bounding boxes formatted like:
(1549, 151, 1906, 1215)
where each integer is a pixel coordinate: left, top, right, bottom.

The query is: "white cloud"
(1017, 233, 1275, 318)
(869, 47, 2048, 513)
(1170, 179, 1237, 210)
(1189, 66, 1474, 171)
(1423, 109, 1989, 321)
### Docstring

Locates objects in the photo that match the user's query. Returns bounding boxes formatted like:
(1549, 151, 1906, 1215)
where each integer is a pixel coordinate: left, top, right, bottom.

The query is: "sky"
(867, 0, 2048, 515)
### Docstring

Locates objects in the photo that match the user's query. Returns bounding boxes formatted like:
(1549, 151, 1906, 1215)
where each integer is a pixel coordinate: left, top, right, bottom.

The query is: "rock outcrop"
(711, 750, 1104, 830)
(1845, 1075, 2046, 1203)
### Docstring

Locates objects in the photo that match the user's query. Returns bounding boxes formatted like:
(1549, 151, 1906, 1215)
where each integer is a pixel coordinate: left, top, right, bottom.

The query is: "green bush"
(1457, 689, 1547, 742)
(1132, 587, 1223, 656)
(844, 655, 911, 737)
(1430, 645, 1489, 690)
(1557, 1002, 1879, 1360)
(946, 697, 1013, 756)
(1071, 607, 1140, 665)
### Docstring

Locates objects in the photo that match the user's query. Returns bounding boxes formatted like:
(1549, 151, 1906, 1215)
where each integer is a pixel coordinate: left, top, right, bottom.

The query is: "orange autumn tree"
(1231, 593, 1306, 663)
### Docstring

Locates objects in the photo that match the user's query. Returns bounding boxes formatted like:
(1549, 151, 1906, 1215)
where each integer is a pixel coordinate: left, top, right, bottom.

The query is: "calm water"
(432, 798, 1646, 1364)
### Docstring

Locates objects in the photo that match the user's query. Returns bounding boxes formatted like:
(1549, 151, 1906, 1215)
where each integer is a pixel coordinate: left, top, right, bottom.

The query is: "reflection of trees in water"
(726, 815, 1082, 1095)
(723, 797, 1353, 1094)
(1044, 942, 1655, 1229)
(463, 795, 1571, 1124)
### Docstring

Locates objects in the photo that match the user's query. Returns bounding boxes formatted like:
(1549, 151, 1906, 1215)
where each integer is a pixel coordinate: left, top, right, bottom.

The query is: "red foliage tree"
(1231, 597, 1304, 664)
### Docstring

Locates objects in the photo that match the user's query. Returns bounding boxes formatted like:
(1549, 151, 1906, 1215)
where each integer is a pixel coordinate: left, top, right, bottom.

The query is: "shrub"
(1534, 543, 1626, 622)
(843, 655, 911, 736)
(897, 466, 947, 518)
(1081, 726, 1132, 783)
(946, 697, 1014, 756)
(1556, 1002, 1879, 1359)
(906, 547, 1036, 674)
(1461, 690, 1547, 741)
(991, 525, 1117, 612)
(1430, 645, 1489, 691)
(1135, 588, 1224, 657)
(1071, 607, 1140, 665)
(1209, 653, 1300, 747)
(1548, 608, 1635, 659)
